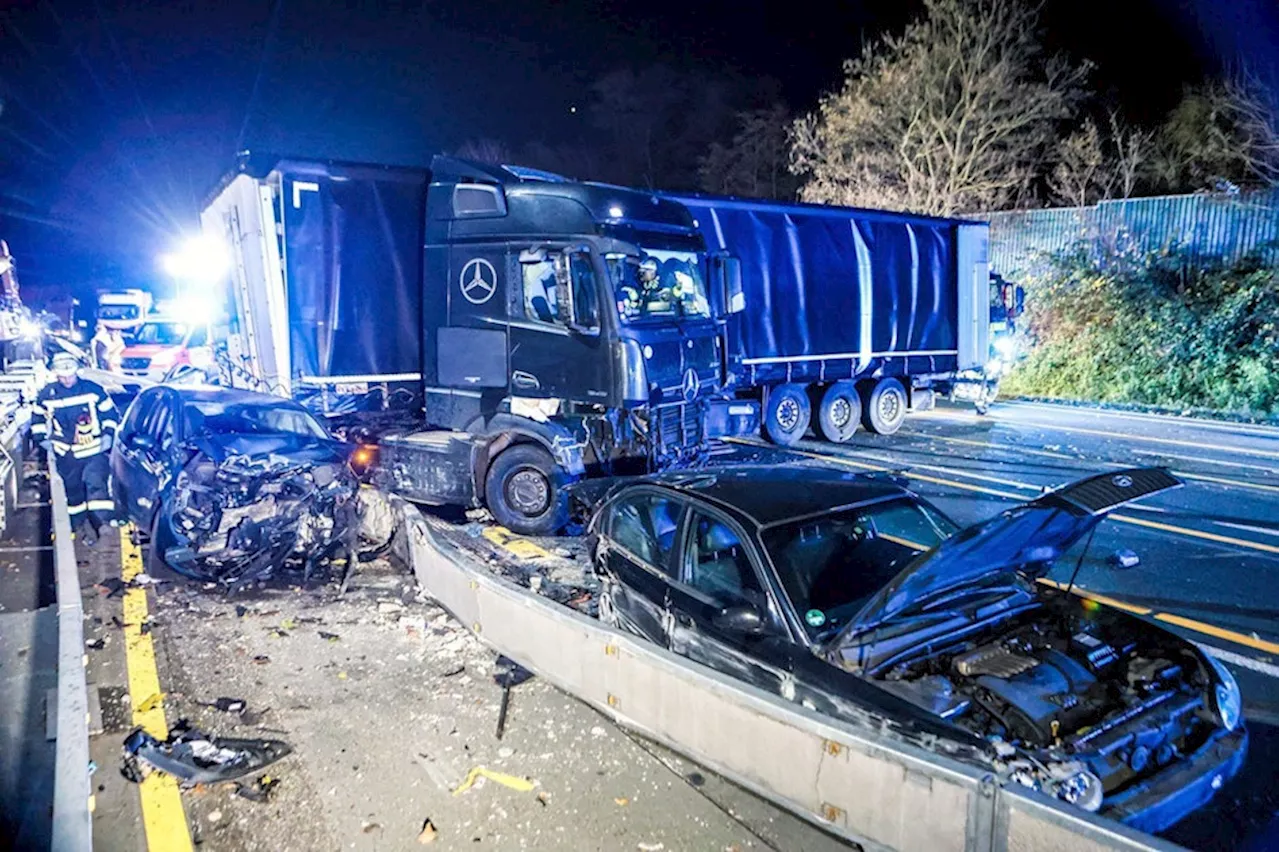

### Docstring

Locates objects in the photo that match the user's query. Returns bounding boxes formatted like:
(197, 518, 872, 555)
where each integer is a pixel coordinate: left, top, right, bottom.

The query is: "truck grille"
(121, 357, 151, 371)
(655, 403, 702, 451)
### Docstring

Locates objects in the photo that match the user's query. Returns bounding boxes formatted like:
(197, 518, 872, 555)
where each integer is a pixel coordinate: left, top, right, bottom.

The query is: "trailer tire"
(764, 384, 810, 446)
(813, 382, 861, 443)
(484, 444, 569, 536)
(862, 377, 908, 435)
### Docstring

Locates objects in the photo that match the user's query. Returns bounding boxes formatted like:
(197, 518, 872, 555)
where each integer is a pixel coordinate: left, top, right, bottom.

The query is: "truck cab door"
(506, 247, 612, 403)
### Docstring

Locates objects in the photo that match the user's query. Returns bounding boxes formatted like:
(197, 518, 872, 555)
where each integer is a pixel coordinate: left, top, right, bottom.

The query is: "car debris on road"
(121, 723, 291, 787)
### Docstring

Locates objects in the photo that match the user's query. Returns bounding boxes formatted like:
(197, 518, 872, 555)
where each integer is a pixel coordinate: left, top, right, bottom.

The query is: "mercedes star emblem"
(682, 368, 699, 402)
(459, 258, 498, 305)
(1111, 474, 1133, 488)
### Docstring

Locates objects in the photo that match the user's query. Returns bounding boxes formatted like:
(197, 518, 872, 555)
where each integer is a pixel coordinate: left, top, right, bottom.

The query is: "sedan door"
(596, 489, 687, 646)
(666, 508, 797, 697)
(112, 389, 161, 521)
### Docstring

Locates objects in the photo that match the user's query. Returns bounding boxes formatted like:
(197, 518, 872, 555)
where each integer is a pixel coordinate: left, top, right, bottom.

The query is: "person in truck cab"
(33, 352, 121, 544)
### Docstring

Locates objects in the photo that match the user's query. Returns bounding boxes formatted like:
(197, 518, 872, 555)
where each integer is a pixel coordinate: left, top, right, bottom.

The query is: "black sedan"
(111, 386, 360, 586)
(588, 465, 1246, 834)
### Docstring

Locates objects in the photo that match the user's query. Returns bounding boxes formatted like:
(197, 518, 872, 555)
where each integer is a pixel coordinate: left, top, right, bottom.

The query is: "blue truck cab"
(203, 156, 757, 534)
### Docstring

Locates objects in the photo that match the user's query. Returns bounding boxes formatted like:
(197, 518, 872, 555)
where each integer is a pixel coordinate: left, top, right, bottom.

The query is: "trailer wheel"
(813, 382, 861, 443)
(764, 384, 810, 446)
(862, 377, 908, 435)
(484, 444, 569, 536)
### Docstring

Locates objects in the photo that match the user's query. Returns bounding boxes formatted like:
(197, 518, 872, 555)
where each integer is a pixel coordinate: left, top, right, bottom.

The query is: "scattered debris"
(204, 697, 246, 714)
(497, 747, 514, 759)
(251, 655, 271, 665)
(614, 797, 630, 806)
(137, 693, 165, 713)
(318, 631, 340, 642)
(337, 671, 348, 680)
(452, 766, 535, 796)
(95, 578, 125, 598)
(590, 726, 607, 738)
(235, 774, 281, 803)
(637, 843, 664, 851)
(536, 791, 550, 807)
(86, 638, 106, 650)
(417, 818, 439, 844)
(377, 601, 404, 614)
(122, 725, 291, 786)
(362, 821, 381, 834)
(208, 809, 223, 823)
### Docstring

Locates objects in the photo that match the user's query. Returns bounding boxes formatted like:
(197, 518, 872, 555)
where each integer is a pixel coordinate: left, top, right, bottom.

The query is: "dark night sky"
(0, 0, 1275, 295)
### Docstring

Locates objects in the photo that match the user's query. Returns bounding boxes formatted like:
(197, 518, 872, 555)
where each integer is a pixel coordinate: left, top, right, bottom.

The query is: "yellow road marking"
(1036, 578, 1154, 615)
(729, 438, 1280, 555)
(907, 431, 1277, 492)
(482, 526, 551, 560)
(121, 528, 193, 852)
(984, 419, 1279, 459)
(1152, 612, 1280, 655)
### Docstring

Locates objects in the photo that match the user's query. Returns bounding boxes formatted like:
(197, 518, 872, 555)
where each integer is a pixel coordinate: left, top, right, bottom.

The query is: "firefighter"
(33, 352, 120, 544)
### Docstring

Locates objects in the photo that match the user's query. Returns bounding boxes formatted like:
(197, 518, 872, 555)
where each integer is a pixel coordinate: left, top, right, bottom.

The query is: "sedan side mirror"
(1108, 549, 1140, 569)
(713, 603, 766, 634)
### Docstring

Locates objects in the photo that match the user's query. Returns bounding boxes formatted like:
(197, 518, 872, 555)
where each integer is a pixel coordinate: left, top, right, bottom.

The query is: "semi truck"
(667, 194, 994, 444)
(200, 154, 757, 534)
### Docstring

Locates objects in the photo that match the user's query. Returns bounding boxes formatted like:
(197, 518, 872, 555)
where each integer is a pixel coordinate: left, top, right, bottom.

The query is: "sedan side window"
(121, 391, 156, 442)
(686, 512, 766, 609)
(142, 396, 174, 453)
(609, 494, 682, 575)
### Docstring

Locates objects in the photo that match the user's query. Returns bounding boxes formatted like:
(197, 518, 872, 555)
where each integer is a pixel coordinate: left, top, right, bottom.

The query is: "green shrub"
(1002, 249, 1279, 415)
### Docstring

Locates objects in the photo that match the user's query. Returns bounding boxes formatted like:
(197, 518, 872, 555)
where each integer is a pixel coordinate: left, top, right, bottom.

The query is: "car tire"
(862, 377, 908, 435)
(484, 444, 569, 536)
(813, 382, 861, 443)
(764, 383, 810, 446)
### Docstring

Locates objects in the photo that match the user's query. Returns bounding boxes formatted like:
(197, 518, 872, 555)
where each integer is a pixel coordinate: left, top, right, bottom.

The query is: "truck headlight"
(1207, 655, 1242, 730)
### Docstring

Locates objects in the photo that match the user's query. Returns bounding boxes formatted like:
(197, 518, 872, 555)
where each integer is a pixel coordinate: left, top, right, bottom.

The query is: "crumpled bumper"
(1104, 726, 1248, 835)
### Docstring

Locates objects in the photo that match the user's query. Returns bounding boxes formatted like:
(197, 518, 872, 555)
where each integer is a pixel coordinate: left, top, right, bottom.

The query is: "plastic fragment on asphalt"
(451, 766, 535, 796)
(417, 818, 439, 844)
(137, 692, 165, 713)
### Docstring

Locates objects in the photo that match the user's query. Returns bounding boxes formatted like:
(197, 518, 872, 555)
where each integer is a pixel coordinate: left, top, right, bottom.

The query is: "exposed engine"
(165, 450, 360, 587)
(875, 607, 1222, 811)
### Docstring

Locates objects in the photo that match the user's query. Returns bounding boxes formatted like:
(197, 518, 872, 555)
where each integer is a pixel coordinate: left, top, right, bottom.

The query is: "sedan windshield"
(184, 401, 329, 440)
(607, 249, 711, 322)
(135, 322, 188, 346)
(761, 499, 958, 639)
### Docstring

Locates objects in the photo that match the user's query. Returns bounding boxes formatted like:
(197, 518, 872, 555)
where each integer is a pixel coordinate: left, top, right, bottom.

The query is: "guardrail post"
(49, 455, 93, 852)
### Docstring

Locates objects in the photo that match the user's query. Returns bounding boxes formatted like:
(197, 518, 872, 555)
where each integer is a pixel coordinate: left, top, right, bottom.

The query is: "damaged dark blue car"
(110, 386, 360, 587)
(589, 465, 1246, 834)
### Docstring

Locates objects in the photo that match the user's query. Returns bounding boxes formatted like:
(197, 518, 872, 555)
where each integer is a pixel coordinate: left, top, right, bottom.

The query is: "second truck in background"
(669, 194, 996, 444)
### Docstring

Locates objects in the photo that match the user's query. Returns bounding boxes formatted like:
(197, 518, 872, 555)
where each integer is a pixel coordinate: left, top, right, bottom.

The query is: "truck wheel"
(764, 384, 810, 446)
(813, 382, 861, 443)
(484, 444, 569, 536)
(862, 377, 908, 435)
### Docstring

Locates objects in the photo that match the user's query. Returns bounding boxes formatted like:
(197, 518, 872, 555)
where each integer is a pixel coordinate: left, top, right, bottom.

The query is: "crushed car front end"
(159, 437, 360, 587)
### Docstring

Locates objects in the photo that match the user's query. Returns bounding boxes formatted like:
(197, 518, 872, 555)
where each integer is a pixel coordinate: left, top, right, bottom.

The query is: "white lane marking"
(1002, 401, 1280, 438)
(0, 545, 53, 553)
(1212, 521, 1280, 538)
(1199, 644, 1280, 678)
(1129, 448, 1279, 475)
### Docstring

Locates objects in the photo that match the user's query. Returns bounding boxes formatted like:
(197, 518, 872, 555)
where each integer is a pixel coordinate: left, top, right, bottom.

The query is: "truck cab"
(97, 289, 153, 334)
(202, 155, 757, 535)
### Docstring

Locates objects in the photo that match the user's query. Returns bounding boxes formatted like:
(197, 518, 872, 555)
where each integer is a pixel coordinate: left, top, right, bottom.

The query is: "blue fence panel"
(985, 190, 1279, 280)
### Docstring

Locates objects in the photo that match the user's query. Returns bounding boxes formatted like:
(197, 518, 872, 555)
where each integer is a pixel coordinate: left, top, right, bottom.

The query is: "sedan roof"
(636, 465, 911, 528)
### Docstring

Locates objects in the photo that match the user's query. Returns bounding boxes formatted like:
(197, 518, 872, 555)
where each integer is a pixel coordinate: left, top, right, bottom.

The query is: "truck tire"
(862, 377, 908, 435)
(813, 382, 861, 443)
(484, 444, 569, 536)
(764, 384, 810, 446)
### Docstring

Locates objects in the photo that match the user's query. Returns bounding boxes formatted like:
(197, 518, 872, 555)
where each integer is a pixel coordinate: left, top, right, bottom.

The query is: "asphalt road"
(723, 398, 1278, 851)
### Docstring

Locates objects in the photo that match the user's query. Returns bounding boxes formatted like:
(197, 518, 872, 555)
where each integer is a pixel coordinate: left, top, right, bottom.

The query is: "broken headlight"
(1206, 654, 1242, 731)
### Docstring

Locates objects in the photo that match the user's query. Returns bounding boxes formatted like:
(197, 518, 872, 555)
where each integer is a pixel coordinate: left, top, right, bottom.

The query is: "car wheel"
(862, 377, 908, 435)
(484, 444, 569, 536)
(764, 383, 810, 446)
(813, 382, 861, 443)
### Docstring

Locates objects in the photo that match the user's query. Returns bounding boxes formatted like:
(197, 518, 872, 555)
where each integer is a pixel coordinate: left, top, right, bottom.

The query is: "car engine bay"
(164, 450, 360, 587)
(873, 601, 1226, 810)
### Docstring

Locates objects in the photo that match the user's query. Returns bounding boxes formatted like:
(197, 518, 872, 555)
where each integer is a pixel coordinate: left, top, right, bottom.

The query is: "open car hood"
(844, 468, 1182, 633)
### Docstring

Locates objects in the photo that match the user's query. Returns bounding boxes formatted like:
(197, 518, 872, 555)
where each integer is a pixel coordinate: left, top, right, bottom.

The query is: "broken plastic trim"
(122, 724, 291, 786)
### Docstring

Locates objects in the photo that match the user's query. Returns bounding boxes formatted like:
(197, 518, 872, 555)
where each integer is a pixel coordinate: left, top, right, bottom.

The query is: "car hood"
(841, 468, 1182, 635)
(188, 432, 349, 467)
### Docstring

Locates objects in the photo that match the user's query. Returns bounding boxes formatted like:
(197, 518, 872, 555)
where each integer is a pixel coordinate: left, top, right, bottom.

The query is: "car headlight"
(1207, 654, 1242, 730)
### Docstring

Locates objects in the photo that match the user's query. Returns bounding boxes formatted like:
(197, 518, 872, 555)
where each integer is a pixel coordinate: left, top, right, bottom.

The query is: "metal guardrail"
(49, 457, 93, 851)
(400, 503, 1182, 852)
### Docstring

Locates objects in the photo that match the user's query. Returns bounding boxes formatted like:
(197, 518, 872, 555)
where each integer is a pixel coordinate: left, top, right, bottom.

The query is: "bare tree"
(698, 104, 796, 199)
(1049, 119, 1112, 207)
(1151, 76, 1279, 191)
(454, 138, 514, 166)
(789, 0, 1088, 215)
(1107, 111, 1153, 199)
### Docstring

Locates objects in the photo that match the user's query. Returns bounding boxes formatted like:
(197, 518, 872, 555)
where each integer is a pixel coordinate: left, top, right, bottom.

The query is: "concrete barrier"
(402, 503, 1182, 852)
(49, 458, 93, 852)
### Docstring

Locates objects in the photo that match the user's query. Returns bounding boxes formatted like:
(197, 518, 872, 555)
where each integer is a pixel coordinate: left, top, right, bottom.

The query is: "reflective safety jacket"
(32, 379, 119, 459)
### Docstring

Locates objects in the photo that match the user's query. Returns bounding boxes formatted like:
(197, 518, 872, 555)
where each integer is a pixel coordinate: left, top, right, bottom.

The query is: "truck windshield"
(134, 322, 190, 346)
(99, 305, 140, 321)
(607, 249, 711, 323)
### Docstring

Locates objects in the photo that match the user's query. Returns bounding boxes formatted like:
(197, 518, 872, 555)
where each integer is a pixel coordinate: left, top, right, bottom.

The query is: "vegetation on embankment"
(1001, 250, 1279, 415)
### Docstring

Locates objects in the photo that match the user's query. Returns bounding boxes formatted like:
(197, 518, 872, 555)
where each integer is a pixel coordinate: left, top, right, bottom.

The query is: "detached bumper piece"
(122, 724, 291, 787)
(1105, 727, 1248, 835)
